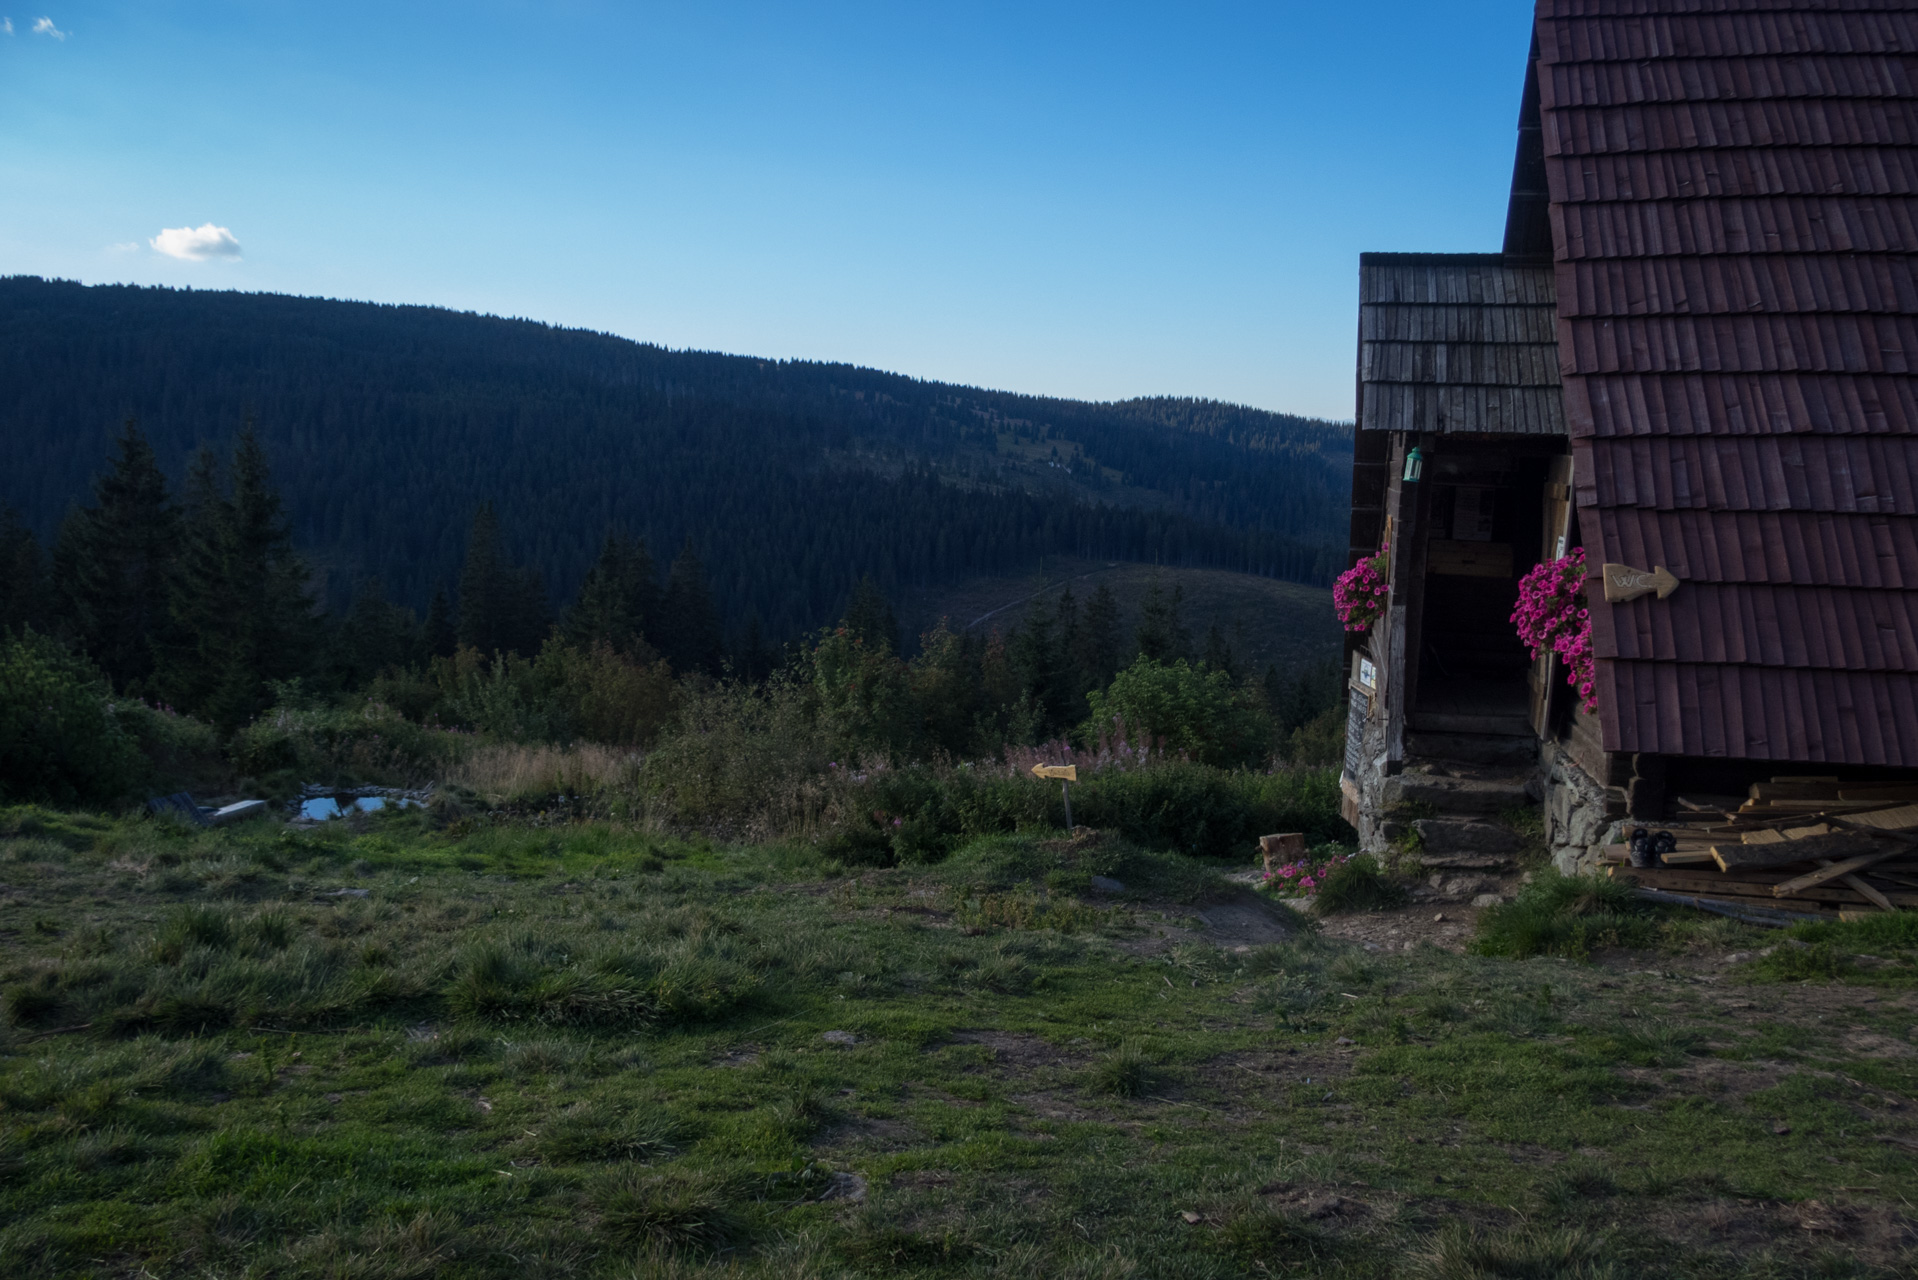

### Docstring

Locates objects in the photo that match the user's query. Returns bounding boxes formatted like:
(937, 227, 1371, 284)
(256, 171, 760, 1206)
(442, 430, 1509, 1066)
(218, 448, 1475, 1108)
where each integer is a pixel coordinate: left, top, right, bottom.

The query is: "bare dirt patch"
(944, 1029, 1085, 1075)
(1647, 1196, 1916, 1269)
(1316, 903, 1482, 954)
(1197, 1045, 1354, 1096)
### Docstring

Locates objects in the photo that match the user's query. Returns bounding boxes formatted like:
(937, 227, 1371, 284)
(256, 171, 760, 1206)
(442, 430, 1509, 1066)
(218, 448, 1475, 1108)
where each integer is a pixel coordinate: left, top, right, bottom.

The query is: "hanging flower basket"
(1333, 543, 1390, 633)
(1511, 548, 1596, 712)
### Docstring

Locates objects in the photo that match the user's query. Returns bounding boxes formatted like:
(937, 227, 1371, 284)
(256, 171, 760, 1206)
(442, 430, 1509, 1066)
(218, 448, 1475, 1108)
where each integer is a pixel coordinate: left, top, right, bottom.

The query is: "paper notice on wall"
(1452, 486, 1496, 542)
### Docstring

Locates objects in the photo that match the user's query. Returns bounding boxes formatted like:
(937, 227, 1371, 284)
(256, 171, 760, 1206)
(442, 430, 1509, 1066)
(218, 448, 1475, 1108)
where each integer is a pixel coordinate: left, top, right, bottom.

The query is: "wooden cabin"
(1341, 0, 1918, 882)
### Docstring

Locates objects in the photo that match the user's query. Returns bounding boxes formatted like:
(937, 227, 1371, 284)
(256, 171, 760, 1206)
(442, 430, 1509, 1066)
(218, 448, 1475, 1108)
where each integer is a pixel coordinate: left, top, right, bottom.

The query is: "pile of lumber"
(1606, 776, 1918, 922)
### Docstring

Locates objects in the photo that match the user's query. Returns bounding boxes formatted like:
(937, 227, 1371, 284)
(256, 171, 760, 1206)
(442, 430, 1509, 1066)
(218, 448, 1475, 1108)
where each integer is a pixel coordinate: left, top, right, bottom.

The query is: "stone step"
(1384, 771, 1535, 816)
(1408, 710, 1535, 737)
(1413, 817, 1529, 867)
(1406, 731, 1537, 768)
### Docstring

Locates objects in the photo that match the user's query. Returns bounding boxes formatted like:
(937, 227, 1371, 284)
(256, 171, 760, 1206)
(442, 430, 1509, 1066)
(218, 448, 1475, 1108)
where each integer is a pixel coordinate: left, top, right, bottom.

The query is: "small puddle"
(299, 794, 420, 821)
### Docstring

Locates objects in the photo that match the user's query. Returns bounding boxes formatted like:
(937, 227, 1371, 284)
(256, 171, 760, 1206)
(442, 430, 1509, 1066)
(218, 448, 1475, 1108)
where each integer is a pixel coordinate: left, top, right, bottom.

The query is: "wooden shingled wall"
(1358, 253, 1566, 437)
(1532, 0, 1918, 765)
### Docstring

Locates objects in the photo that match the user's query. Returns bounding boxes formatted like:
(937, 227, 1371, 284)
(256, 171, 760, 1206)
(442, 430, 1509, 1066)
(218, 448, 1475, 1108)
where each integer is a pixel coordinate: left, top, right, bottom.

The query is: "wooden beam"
(1772, 851, 1904, 898)
(1840, 873, 1897, 913)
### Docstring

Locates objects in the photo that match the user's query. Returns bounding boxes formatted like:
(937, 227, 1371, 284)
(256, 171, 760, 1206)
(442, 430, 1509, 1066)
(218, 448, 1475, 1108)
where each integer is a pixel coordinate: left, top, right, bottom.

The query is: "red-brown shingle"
(1539, 0, 1918, 763)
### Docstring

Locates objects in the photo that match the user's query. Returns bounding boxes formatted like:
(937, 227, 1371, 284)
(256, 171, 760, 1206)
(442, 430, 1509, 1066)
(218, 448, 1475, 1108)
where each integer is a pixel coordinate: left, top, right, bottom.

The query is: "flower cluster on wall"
(1511, 548, 1595, 712)
(1332, 543, 1390, 633)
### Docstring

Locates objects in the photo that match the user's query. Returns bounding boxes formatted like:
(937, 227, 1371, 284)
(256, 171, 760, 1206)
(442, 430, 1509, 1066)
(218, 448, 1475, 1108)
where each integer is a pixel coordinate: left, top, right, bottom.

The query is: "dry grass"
(448, 741, 643, 800)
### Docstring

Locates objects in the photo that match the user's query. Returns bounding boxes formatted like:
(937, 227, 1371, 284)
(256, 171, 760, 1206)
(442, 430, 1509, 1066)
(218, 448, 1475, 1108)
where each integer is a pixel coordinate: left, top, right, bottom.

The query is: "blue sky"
(1, 2, 1536, 419)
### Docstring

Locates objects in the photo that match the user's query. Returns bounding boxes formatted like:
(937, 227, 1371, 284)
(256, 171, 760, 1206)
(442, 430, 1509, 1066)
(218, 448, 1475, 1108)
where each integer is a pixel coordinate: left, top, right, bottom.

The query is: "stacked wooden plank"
(1605, 777, 1918, 922)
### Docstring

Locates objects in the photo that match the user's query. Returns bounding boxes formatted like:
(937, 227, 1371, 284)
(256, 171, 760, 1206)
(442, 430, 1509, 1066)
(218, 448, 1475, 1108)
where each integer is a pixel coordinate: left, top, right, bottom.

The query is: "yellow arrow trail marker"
(1031, 764, 1078, 782)
(1602, 562, 1680, 604)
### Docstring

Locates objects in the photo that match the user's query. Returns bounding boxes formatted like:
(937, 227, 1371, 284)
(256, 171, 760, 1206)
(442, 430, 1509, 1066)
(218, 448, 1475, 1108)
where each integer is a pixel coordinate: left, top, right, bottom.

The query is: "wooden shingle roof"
(1358, 253, 1566, 435)
(1536, 0, 1918, 764)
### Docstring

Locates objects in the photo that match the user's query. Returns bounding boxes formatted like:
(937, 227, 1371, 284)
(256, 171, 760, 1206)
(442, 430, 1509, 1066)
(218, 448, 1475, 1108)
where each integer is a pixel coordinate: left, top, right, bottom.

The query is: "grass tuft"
(537, 1102, 681, 1163)
(1471, 871, 1650, 960)
(1412, 1223, 1623, 1280)
(591, 1170, 746, 1254)
(1089, 1039, 1157, 1097)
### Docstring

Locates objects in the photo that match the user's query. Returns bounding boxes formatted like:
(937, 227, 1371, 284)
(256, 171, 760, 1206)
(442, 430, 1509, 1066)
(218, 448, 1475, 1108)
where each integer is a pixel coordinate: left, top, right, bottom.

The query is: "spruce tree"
(735, 615, 774, 683)
(160, 447, 235, 714)
(456, 504, 552, 658)
(1010, 604, 1070, 738)
(423, 586, 457, 659)
(566, 532, 658, 655)
(0, 508, 47, 636)
(841, 574, 898, 654)
(1201, 622, 1237, 677)
(505, 565, 552, 657)
(1077, 582, 1123, 691)
(53, 421, 177, 691)
(1134, 581, 1192, 663)
(657, 538, 723, 675)
(163, 429, 314, 726)
(335, 579, 422, 685)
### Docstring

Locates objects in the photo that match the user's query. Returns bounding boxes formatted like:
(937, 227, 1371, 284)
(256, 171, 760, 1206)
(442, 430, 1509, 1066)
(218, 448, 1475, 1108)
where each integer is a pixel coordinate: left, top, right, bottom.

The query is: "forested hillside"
(0, 276, 1351, 643)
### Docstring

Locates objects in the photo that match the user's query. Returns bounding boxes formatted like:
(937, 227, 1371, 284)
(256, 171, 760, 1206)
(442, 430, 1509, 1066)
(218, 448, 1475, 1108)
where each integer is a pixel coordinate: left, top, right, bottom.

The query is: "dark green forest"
(0, 276, 1352, 644)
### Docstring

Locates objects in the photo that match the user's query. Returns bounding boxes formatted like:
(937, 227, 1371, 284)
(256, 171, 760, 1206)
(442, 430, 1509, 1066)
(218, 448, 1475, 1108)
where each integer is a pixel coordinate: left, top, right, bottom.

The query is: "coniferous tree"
(1201, 623, 1237, 677)
(0, 508, 47, 636)
(735, 616, 774, 683)
(565, 532, 658, 655)
(423, 586, 457, 659)
(1076, 582, 1124, 692)
(161, 447, 235, 714)
(841, 574, 898, 654)
(657, 538, 723, 675)
(456, 503, 510, 656)
(1134, 581, 1192, 663)
(335, 579, 422, 686)
(504, 564, 551, 658)
(163, 429, 314, 726)
(52, 421, 177, 691)
(1011, 604, 1071, 738)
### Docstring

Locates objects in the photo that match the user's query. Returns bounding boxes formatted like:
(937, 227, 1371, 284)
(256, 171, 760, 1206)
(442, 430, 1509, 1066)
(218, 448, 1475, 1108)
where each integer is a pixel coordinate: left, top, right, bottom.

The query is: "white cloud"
(106, 241, 141, 253)
(4, 19, 14, 35)
(150, 223, 242, 261)
(32, 16, 64, 39)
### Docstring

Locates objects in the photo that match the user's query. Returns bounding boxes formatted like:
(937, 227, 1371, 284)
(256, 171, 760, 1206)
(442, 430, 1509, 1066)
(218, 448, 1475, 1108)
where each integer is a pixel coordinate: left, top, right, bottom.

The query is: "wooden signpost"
(1031, 763, 1078, 830)
(1602, 562, 1680, 604)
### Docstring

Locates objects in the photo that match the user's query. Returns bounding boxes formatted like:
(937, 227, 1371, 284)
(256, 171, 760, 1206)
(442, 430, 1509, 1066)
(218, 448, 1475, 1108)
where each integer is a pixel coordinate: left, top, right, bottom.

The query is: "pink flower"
(1333, 542, 1391, 633)
(1511, 549, 1597, 712)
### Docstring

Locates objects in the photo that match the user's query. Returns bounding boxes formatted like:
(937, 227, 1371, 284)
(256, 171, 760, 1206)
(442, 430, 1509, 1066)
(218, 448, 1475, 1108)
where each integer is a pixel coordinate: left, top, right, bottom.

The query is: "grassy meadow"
(2, 804, 1916, 1278)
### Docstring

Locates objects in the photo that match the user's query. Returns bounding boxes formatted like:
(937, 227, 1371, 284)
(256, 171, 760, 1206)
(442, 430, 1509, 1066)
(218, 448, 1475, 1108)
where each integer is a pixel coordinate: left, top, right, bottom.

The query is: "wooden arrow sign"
(1031, 764, 1078, 782)
(1602, 562, 1680, 604)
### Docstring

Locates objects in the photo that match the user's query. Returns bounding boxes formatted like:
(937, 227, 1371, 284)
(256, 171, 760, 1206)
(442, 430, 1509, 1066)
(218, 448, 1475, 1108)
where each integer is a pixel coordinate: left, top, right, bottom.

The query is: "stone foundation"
(1539, 740, 1626, 874)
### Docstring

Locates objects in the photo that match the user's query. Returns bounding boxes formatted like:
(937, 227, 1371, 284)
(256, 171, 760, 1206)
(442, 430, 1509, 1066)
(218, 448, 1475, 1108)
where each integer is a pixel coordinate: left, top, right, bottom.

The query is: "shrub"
(228, 700, 467, 787)
(636, 678, 838, 837)
(0, 631, 143, 805)
(115, 702, 224, 793)
(1082, 657, 1271, 768)
(1311, 855, 1408, 916)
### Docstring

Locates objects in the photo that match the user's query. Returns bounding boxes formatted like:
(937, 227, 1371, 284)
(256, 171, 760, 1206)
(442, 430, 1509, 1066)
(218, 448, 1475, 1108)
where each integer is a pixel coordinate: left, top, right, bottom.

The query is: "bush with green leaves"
(228, 698, 468, 789)
(1082, 655, 1272, 768)
(0, 631, 144, 806)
